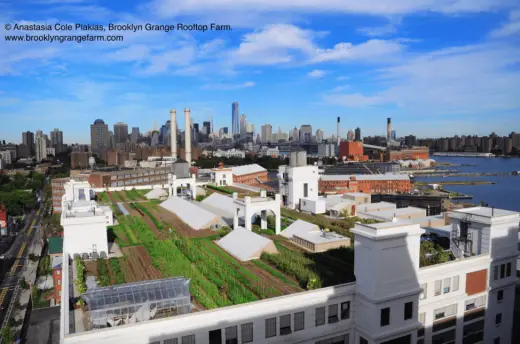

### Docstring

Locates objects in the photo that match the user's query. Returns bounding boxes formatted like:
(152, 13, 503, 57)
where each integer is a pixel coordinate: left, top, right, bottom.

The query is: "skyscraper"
(90, 119, 109, 153)
(50, 128, 64, 153)
(315, 129, 324, 143)
(131, 127, 140, 143)
(289, 127, 299, 141)
(114, 122, 129, 144)
(22, 131, 35, 155)
(240, 114, 246, 136)
(391, 130, 396, 141)
(299, 125, 312, 143)
(347, 129, 355, 141)
(35, 130, 47, 162)
(261, 124, 272, 143)
(232, 102, 239, 136)
(202, 121, 211, 135)
(355, 127, 361, 142)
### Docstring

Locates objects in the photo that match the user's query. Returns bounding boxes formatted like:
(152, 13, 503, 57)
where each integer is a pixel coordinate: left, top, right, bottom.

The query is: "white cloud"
(357, 24, 398, 37)
(488, 10, 520, 38)
(308, 69, 326, 78)
(312, 39, 404, 63)
(323, 42, 520, 114)
(140, 46, 197, 75)
(150, 0, 514, 17)
(104, 45, 151, 62)
(202, 81, 256, 90)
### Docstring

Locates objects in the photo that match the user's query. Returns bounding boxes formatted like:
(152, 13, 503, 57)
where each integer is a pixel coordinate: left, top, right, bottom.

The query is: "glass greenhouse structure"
(81, 277, 191, 329)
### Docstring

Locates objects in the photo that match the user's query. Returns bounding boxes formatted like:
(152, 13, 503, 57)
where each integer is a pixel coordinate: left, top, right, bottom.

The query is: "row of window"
(380, 301, 413, 327)
(493, 262, 512, 280)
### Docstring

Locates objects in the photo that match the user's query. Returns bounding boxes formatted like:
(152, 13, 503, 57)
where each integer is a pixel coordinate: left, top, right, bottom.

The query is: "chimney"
(387, 117, 391, 142)
(184, 108, 191, 165)
(337, 117, 340, 146)
(170, 109, 177, 160)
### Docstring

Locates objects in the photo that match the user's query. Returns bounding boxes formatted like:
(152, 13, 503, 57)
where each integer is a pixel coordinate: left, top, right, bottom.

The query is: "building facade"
(35, 130, 48, 162)
(88, 167, 172, 188)
(319, 174, 411, 195)
(387, 147, 429, 161)
(232, 102, 239, 136)
(232, 164, 268, 185)
(90, 119, 110, 153)
(51, 174, 90, 214)
(339, 141, 368, 162)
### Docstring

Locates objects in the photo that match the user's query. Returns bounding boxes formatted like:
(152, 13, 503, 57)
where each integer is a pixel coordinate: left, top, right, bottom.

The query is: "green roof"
(48, 237, 63, 254)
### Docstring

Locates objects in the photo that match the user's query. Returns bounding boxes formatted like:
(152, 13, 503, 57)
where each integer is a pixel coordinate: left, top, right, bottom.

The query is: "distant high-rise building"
(193, 123, 199, 133)
(131, 127, 140, 143)
(347, 129, 355, 141)
(355, 127, 361, 142)
(391, 130, 396, 141)
(50, 128, 64, 153)
(289, 127, 299, 141)
(203, 121, 211, 135)
(90, 119, 110, 153)
(261, 124, 272, 143)
(232, 102, 239, 136)
(108, 131, 115, 149)
(315, 129, 324, 143)
(299, 125, 312, 143)
(246, 123, 254, 135)
(222, 127, 229, 134)
(35, 130, 47, 162)
(404, 135, 417, 148)
(240, 114, 246, 136)
(22, 131, 35, 155)
(114, 122, 128, 144)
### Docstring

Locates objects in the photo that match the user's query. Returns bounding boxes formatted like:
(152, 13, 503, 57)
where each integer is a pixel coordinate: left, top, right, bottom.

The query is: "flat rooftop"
(453, 207, 519, 218)
(295, 230, 349, 244)
(358, 219, 415, 230)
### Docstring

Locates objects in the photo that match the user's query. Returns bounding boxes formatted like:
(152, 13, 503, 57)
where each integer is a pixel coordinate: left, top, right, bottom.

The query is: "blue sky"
(1, 0, 519, 144)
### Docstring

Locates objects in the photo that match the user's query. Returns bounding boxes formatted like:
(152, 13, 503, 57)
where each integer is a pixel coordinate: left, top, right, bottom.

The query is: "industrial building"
(319, 174, 411, 195)
(60, 205, 519, 344)
(281, 220, 350, 253)
(231, 164, 268, 185)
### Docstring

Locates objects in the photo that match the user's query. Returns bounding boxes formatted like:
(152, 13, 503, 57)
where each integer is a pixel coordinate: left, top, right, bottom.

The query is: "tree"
(420, 241, 451, 267)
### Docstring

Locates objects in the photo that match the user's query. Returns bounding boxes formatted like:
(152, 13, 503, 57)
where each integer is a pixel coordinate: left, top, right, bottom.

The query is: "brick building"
(104, 150, 130, 166)
(319, 174, 411, 195)
(386, 146, 429, 161)
(88, 166, 172, 188)
(231, 164, 268, 185)
(51, 174, 90, 214)
(71, 152, 90, 169)
(48, 236, 63, 304)
(339, 141, 369, 161)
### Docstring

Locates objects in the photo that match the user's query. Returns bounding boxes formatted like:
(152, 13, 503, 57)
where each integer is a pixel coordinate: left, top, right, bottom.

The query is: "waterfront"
(414, 156, 520, 211)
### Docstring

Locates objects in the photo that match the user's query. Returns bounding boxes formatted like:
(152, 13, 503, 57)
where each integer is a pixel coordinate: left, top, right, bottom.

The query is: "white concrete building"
(279, 150, 326, 214)
(212, 167, 233, 187)
(60, 206, 519, 344)
(61, 180, 113, 258)
(0, 150, 13, 164)
(260, 146, 280, 158)
(214, 148, 246, 159)
(232, 191, 281, 234)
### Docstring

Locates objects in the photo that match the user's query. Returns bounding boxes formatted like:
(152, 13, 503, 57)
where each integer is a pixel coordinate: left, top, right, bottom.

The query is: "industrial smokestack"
(337, 117, 340, 146)
(170, 109, 177, 160)
(387, 117, 391, 142)
(184, 108, 191, 165)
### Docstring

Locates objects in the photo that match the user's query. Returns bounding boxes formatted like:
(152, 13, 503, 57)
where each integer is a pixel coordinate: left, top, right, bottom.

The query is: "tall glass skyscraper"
(232, 101, 239, 136)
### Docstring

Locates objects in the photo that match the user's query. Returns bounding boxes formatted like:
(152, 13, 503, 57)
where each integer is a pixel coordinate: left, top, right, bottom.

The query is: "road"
(0, 208, 42, 328)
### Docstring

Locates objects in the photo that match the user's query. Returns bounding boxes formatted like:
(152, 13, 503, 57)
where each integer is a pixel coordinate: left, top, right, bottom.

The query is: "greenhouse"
(81, 277, 191, 329)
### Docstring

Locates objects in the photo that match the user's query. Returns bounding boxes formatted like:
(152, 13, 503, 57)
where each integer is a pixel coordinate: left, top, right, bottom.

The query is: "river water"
(414, 156, 520, 211)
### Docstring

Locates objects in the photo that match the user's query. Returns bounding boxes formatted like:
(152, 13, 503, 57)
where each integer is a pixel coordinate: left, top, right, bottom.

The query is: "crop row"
(125, 189, 145, 201)
(132, 203, 164, 230)
(109, 258, 126, 284)
(97, 192, 110, 204)
(261, 245, 322, 290)
(97, 259, 111, 287)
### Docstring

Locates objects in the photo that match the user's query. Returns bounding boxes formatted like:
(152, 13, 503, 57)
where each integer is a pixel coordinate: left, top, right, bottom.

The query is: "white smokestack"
(184, 108, 191, 165)
(337, 117, 340, 146)
(170, 109, 177, 160)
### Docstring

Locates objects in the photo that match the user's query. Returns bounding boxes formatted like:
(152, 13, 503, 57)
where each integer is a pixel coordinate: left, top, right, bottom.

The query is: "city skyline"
(2, 1, 520, 143)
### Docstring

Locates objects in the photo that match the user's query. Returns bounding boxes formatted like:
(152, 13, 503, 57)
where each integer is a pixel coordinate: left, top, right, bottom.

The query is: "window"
(404, 302, 413, 320)
(443, 277, 451, 294)
(265, 318, 276, 338)
(500, 264, 505, 278)
(360, 338, 368, 344)
(58, 280, 61, 286)
(328, 304, 339, 323)
(434, 280, 442, 296)
(294, 311, 305, 331)
(494, 266, 499, 280)
(241, 323, 253, 343)
(225, 326, 238, 344)
(209, 330, 222, 344)
(452, 275, 459, 291)
(465, 295, 486, 311)
(280, 314, 291, 336)
(56, 270, 61, 275)
(380, 307, 390, 327)
(494, 338, 500, 344)
(495, 313, 502, 326)
(434, 304, 457, 320)
(506, 262, 511, 277)
(181, 335, 195, 344)
(303, 183, 308, 198)
(419, 312, 425, 325)
(164, 340, 178, 344)
(315, 307, 325, 326)
(497, 290, 504, 302)
(341, 302, 350, 319)
(419, 284, 427, 300)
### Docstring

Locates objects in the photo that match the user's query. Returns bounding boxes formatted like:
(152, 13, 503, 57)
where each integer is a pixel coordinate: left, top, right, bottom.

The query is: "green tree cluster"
(420, 241, 451, 267)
